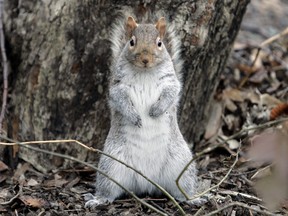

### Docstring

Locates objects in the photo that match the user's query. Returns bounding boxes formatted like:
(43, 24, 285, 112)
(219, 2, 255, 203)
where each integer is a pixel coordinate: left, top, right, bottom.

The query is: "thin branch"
(194, 206, 205, 216)
(176, 117, 288, 199)
(0, 187, 22, 205)
(0, 136, 167, 216)
(205, 201, 275, 216)
(0, 136, 185, 215)
(190, 148, 239, 202)
(260, 27, 288, 47)
(0, 0, 8, 133)
(215, 190, 262, 203)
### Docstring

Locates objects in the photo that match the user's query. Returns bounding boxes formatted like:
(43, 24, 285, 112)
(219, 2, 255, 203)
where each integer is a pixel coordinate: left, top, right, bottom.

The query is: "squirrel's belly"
(122, 115, 170, 187)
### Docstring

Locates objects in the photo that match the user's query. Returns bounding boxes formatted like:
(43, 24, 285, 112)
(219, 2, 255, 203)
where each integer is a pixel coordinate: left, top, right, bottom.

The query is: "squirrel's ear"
(155, 17, 166, 39)
(126, 16, 138, 37)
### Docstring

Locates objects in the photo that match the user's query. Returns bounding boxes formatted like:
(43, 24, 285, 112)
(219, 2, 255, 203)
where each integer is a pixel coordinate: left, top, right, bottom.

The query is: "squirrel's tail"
(110, 10, 183, 81)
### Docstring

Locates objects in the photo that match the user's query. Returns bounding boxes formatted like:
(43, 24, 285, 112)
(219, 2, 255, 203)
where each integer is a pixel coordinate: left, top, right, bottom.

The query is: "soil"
(1, 1, 288, 215)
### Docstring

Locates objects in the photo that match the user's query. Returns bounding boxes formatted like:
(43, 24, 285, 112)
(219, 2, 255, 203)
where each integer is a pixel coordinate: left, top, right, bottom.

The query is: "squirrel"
(85, 15, 198, 207)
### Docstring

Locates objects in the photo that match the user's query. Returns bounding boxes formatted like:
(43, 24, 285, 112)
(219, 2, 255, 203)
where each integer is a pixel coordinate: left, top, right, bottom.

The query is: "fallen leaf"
(44, 179, 68, 187)
(223, 88, 246, 102)
(0, 175, 7, 184)
(237, 63, 259, 74)
(13, 163, 30, 182)
(0, 161, 8, 172)
(27, 178, 39, 186)
(224, 98, 238, 112)
(204, 101, 223, 139)
(0, 189, 10, 199)
(65, 177, 80, 189)
(19, 195, 49, 208)
(260, 94, 283, 108)
(249, 69, 267, 83)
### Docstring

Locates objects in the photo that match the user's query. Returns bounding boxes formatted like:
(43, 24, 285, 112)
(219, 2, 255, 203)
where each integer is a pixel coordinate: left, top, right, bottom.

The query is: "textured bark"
(2, 0, 249, 172)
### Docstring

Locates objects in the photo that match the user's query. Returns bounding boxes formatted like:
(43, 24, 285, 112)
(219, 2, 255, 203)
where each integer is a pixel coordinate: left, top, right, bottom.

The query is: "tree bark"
(2, 0, 250, 172)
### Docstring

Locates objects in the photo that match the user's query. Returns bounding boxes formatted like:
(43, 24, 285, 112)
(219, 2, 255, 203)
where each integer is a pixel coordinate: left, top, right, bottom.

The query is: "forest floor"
(1, 1, 288, 215)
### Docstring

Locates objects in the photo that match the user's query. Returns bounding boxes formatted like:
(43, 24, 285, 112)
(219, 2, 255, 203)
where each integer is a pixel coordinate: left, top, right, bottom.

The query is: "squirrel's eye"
(130, 36, 136, 47)
(156, 37, 162, 48)
(130, 39, 135, 46)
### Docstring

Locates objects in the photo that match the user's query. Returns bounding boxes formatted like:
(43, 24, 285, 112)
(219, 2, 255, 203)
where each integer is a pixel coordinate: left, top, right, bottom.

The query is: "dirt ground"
(1, 1, 288, 215)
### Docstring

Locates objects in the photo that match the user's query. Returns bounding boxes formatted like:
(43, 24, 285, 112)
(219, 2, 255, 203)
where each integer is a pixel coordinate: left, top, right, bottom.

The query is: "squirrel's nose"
(142, 59, 149, 65)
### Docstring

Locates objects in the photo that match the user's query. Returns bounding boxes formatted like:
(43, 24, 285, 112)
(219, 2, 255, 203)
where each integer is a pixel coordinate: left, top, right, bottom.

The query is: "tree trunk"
(2, 0, 249, 172)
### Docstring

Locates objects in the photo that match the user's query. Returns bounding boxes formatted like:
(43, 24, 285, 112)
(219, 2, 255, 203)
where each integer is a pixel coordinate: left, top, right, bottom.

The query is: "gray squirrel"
(85, 15, 198, 207)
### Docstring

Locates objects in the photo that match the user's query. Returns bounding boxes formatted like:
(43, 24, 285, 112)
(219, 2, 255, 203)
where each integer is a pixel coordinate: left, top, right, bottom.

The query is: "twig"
(150, 201, 170, 215)
(176, 117, 288, 199)
(215, 190, 262, 203)
(0, 138, 185, 215)
(0, 187, 21, 205)
(205, 201, 275, 216)
(260, 27, 288, 47)
(0, 0, 8, 133)
(194, 206, 205, 216)
(190, 148, 239, 202)
(0, 136, 167, 216)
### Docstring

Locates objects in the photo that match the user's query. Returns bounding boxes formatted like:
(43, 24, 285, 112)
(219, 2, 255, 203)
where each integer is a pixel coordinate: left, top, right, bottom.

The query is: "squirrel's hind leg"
(84, 155, 129, 208)
(84, 172, 124, 208)
(84, 193, 114, 208)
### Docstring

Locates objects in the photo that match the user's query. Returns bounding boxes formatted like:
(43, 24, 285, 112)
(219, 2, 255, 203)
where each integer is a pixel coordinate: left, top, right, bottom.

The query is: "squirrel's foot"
(84, 193, 112, 208)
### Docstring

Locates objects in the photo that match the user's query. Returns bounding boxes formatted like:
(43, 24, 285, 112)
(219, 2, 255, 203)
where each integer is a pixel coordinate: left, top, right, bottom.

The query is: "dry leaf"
(260, 94, 283, 108)
(44, 179, 68, 187)
(13, 163, 30, 182)
(237, 63, 259, 74)
(249, 69, 267, 83)
(19, 195, 49, 208)
(27, 178, 39, 186)
(224, 99, 238, 112)
(0, 161, 8, 172)
(223, 88, 246, 102)
(204, 101, 222, 139)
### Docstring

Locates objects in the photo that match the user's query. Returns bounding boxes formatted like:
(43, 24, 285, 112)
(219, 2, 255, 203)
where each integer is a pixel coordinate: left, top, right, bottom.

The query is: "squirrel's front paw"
(130, 114, 142, 128)
(149, 103, 164, 118)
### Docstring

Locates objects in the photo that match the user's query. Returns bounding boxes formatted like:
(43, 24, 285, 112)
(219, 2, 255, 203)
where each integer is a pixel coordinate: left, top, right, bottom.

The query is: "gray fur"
(85, 14, 197, 208)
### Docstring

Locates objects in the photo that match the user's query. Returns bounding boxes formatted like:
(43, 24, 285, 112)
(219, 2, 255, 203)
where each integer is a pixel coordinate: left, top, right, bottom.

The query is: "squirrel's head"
(125, 16, 167, 69)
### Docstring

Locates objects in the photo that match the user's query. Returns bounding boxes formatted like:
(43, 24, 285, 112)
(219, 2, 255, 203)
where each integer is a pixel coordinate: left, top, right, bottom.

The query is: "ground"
(1, 1, 288, 215)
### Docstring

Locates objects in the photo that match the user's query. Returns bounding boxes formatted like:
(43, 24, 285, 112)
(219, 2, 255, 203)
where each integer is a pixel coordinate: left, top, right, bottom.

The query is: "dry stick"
(205, 201, 275, 216)
(215, 190, 262, 203)
(239, 26, 288, 88)
(193, 206, 205, 216)
(0, 136, 185, 216)
(0, 189, 21, 205)
(0, 136, 167, 216)
(0, 0, 8, 133)
(176, 117, 288, 200)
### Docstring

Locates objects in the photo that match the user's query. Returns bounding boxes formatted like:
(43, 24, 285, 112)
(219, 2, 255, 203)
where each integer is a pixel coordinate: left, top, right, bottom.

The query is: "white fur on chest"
(122, 69, 171, 175)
